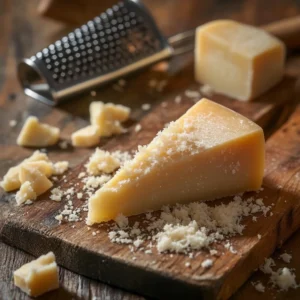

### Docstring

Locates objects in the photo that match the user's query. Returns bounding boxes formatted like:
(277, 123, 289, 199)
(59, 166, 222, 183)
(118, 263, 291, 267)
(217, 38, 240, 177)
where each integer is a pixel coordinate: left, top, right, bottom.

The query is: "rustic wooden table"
(1, 0, 300, 299)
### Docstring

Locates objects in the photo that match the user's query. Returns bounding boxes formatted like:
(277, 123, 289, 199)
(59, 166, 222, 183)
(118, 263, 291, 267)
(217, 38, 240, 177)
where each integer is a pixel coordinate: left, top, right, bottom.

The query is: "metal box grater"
(18, 0, 177, 105)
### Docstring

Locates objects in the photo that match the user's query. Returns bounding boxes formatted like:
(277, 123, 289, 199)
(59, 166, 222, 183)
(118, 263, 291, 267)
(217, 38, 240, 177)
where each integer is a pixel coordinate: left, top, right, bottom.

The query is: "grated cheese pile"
(53, 150, 132, 223)
(108, 194, 271, 254)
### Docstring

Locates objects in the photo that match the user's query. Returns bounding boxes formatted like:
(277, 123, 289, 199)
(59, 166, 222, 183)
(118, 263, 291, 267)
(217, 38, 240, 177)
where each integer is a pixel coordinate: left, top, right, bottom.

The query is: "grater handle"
(168, 16, 300, 56)
(168, 30, 195, 56)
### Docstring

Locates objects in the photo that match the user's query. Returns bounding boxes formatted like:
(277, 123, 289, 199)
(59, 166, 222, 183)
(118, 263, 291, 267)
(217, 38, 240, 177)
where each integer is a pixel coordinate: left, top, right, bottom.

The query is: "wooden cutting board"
(1, 64, 300, 300)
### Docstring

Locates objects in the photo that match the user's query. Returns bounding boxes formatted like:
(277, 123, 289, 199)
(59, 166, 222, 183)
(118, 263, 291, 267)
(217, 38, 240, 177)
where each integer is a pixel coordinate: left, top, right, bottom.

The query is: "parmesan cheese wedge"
(88, 98, 265, 223)
(195, 20, 285, 101)
(17, 116, 60, 147)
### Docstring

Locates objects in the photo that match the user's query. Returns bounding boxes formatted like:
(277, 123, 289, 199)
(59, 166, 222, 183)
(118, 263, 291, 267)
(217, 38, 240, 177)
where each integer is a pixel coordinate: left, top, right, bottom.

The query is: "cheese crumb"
(199, 84, 214, 97)
(280, 253, 292, 263)
(270, 267, 297, 291)
(58, 140, 68, 149)
(50, 188, 64, 202)
(201, 259, 213, 269)
(260, 258, 275, 274)
(135, 124, 142, 132)
(114, 214, 128, 228)
(174, 95, 182, 104)
(185, 90, 201, 99)
(9, 120, 17, 127)
(141, 104, 151, 111)
(53, 161, 69, 175)
(253, 282, 265, 293)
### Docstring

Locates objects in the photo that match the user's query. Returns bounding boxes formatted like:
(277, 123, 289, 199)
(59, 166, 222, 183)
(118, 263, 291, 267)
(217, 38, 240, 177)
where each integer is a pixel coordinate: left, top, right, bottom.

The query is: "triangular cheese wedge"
(17, 116, 60, 147)
(88, 99, 265, 224)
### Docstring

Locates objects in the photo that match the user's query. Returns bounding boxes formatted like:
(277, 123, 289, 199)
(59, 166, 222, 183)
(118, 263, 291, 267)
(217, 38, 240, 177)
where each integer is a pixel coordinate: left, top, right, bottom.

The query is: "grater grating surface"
(18, 0, 173, 105)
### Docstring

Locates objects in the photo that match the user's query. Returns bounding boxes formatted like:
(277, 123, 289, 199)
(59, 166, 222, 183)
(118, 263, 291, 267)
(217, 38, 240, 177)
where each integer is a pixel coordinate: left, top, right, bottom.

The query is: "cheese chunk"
(88, 98, 265, 223)
(17, 116, 60, 147)
(24, 161, 54, 178)
(71, 125, 101, 147)
(19, 164, 53, 196)
(15, 181, 37, 205)
(14, 252, 59, 297)
(0, 151, 50, 192)
(90, 101, 130, 137)
(195, 20, 285, 101)
(86, 148, 120, 175)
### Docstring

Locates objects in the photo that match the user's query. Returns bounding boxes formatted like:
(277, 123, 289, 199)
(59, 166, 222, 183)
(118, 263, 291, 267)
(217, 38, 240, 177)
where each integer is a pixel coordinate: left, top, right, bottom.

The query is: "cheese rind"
(17, 116, 60, 147)
(0, 151, 50, 192)
(195, 20, 285, 101)
(71, 125, 101, 147)
(14, 252, 59, 297)
(88, 98, 265, 223)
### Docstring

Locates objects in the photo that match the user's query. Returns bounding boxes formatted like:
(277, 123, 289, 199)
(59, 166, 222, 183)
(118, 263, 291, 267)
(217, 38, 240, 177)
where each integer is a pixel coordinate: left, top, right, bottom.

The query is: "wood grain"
(2, 0, 300, 299)
(1, 79, 299, 300)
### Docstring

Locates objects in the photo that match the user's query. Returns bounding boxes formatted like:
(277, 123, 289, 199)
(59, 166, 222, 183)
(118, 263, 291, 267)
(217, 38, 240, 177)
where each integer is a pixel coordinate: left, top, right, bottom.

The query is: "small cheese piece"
(53, 161, 69, 175)
(195, 20, 285, 101)
(86, 148, 120, 175)
(23, 161, 54, 178)
(14, 252, 59, 297)
(17, 116, 60, 147)
(15, 181, 37, 205)
(19, 164, 53, 196)
(0, 151, 50, 192)
(90, 101, 130, 137)
(71, 125, 101, 147)
(88, 98, 264, 223)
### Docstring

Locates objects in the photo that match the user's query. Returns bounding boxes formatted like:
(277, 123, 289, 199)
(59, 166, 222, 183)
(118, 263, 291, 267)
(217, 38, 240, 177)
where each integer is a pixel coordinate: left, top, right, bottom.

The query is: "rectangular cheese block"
(88, 98, 265, 223)
(14, 252, 59, 297)
(195, 20, 285, 101)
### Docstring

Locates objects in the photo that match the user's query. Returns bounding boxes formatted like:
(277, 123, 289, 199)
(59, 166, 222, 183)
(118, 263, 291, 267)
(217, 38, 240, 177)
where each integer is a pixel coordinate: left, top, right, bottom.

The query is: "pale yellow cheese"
(86, 148, 120, 175)
(71, 125, 101, 147)
(88, 98, 265, 223)
(0, 151, 50, 192)
(14, 252, 59, 297)
(53, 161, 69, 175)
(90, 101, 130, 137)
(15, 181, 37, 205)
(195, 20, 285, 101)
(24, 161, 54, 178)
(19, 164, 53, 196)
(17, 116, 60, 147)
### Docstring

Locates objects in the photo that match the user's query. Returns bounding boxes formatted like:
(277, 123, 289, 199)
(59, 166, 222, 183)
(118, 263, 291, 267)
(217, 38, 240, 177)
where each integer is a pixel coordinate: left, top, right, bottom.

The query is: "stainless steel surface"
(18, 0, 194, 105)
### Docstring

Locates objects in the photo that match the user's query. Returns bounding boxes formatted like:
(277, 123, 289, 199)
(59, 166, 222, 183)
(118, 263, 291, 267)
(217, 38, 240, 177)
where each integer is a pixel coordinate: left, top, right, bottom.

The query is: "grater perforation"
(18, 0, 198, 105)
